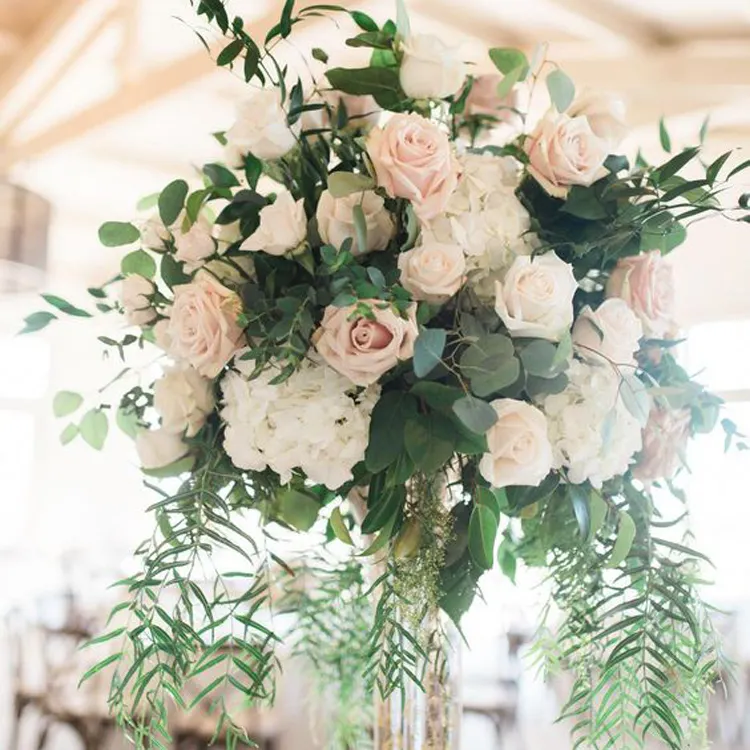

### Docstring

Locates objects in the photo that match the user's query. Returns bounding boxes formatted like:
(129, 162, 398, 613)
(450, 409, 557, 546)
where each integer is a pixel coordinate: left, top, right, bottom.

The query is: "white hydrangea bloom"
(542, 359, 642, 488)
(422, 152, 538, 299)
(221, 355, 380, 490)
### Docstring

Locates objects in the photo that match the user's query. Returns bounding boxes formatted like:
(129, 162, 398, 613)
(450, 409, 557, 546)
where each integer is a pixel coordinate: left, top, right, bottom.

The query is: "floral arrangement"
(22, 1, 750, 748)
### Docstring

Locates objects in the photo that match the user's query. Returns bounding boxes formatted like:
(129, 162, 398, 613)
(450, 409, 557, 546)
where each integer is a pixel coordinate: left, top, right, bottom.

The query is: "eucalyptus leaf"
(413, 328, 446, 378)
(99, 221, 140, 247)
(121, 250, 157, 279)
(53, 391, 84, 418)
(546, 69, 575, 112)
(619, 374, 651, 427)
(488, 48, 528, 76)
(79, 409, 109, 451)
(158, 179, 189, 227)
(59, 424, 79, 446)
(452, 395, 498, 434)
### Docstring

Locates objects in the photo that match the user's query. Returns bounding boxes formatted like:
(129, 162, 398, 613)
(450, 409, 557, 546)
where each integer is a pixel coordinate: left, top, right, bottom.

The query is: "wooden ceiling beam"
(0, 0, 366, 169)
(0, 0, 104, 102)
(543, 0, 671, 45)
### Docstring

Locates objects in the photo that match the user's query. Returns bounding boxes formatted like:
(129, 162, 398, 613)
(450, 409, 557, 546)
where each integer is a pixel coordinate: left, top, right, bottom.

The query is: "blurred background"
(0, 0, 749, 748)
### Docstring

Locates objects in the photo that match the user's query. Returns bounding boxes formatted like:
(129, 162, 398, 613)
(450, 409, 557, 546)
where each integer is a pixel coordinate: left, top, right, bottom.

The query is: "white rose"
(140, 216, 170, 251)
(525, 112, 609, 198)
(495, 253, 578, 341)
(316, 189, 395, 255)
(135, 428, 189, 470)
(213, 220, 242, 252)
(121, 274, 157, 327)
(568, 89, 628, 149)
(398, 240, 465, 303)
(174, 216, 216, 272)
(152, 317, 172, 351)
(573, 298, 643, 367)
(225, 89, 300, 165)
(241, 192, 307, 256)
(153, 366, 215, 437)
(399, 33, 466, 100)
(479, 399, 554, 488)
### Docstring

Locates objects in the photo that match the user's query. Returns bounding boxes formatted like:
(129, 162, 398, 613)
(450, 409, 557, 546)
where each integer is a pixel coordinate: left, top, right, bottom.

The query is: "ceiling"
(0, 0, 748, 298)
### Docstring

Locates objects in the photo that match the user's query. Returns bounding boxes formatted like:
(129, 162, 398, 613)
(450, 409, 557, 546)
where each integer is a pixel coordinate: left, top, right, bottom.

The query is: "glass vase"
(373, 611, 462, 750)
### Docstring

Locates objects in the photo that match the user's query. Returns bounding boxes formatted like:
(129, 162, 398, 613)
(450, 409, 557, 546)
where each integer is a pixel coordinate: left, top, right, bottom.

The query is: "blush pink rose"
(465, 74, 522, 127)
(606, 250, 675, 338)
(312, 301, 419, 386)
(167, 272, 245, 378)
(632, 406, 691, 483)
(524, 112, 609, 198)
(366, 113, 459, 220)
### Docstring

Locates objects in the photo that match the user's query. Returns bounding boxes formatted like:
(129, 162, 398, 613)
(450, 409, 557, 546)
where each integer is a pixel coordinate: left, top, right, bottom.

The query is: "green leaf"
(404, 412, 455, 474)
(562, 186, 608, 220)
(78, 653, 122, 687)
(277, 488, 320, 531)
(116, 407, 139, 439)
(142, 455, 194, 478)
(495, 65, 525, 100)
(79, 409, 109, 451)
(60, 424, 78, 446)
(203, 162, 240, 188)
(158, 179, 189, 227)
(706, 150, 732, 184)
(121, 249, 156, 278)
(588, 492, 608, 541)
(470, 359, 520, 399)
(53, 391, 83, 418)
(359, 513, 397, 556)
(699, 115, 710, 144)
(519, 339, 560, 378)
(413, 328, 446, 378)
(452, 395, 497, 434)
(606, 511, 636, 568)
(327, 171, 376, 198)
(350, 10, 378, 32)
(160, 252, 191, 288)
(352, 203, 368, 254)
(325, 66, 404, 109)
(41, 294, 92, 318)
(244, 154, 263, 189)
(217, 38, 243, 66)
(475, 486, 506, 521)
(19, 311, 56, 334)
(655, 146, 700, 182)
(469, 505, 498, 570)
(546, 69, 575, 112)
(395, 0, 411, 38)
(659, 117, 672, 153)
(280, 0, 295, 37)
(361, 486, 404, 535)
(330, 506, 354, 545)
(411, 381, 462, 410)
(312, 47, 329, 63)
(365, 392, 418, 472)
(99, 221, 140, 247)
(488, 48, 528, 76)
